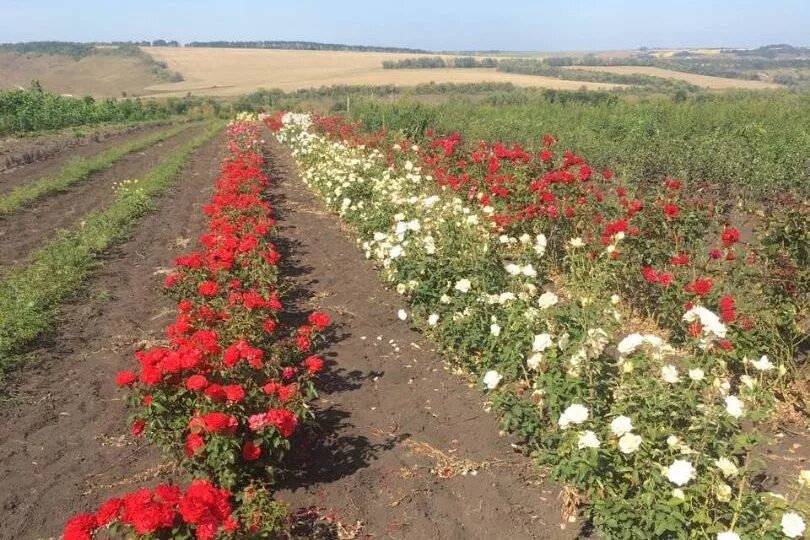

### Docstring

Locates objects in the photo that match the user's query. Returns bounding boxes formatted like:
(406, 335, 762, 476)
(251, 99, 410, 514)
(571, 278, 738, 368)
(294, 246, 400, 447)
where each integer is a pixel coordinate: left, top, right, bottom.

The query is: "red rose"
(120, 489, 175, 535)
(204, 384, 226, 402)
(198, 280, 219, 297)
(663, 203, 680, 218)
(658, 272, 673, 287)
(308, 311, 331, 330)
(95, 498, 122, 526)
(685, 279, 713, 297)
(154, 485, 182, 506)
(185, 374, 209, 391)
(242, 441, 262, 461)
(185, 433, 205, 457)
(131, 419, 146, 437)
(224, 384, 245, 403)
(303, 355, 324, 374)
(115, 370, 138, 386)
(265, 408, 298, 438)
(142, 395, 154, 407)
(178, 479, 233, 540)
(64, 513, 98, 540)
(262, 318, 277, 334)
(721, 228, 740, 246)
(277, 384, 298, 402)
(201, 412, 237, 434)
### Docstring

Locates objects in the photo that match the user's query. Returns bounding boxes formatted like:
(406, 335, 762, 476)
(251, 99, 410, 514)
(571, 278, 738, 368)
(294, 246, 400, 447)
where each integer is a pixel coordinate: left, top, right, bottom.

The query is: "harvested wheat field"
(562, 64, 781, 89)
(142, 47, 623, 96)
(0, 52, 159, 97)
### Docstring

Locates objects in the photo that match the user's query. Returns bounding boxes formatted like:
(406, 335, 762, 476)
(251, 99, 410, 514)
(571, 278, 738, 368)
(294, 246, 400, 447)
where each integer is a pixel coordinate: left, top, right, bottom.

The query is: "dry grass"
(562, 64, 780, 89)
(0, 52, 158, 97)
(141, 47, 623, 97)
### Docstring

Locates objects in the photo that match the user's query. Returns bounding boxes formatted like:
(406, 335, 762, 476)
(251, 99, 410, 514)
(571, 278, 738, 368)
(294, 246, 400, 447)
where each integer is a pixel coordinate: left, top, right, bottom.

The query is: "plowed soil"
(0, 133, 225, 540)
(0, 123, 202, 269)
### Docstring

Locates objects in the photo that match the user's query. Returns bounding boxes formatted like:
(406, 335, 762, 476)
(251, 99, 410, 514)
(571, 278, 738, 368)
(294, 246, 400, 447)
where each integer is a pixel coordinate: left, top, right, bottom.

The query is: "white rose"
(534, 234, 547, 255)
(617, 333, 644, 356)
(397, 309, 408, 321)
(526, 353, 543, 370)
(505, 263, 521, 276)
(483, 370, 502, 390)
(427, 314, 439, 326)
(569, 237, 584, 248)
(715, 457, 739, 478)
(490, 324, 501, 337)
(661, 364, 680, 384)
(522, 264, 537, 278)
(533, 333, 553, 352)
(751, 354, 775, 371)
(781, 512, 806, 538)
(558, 404, 589, 429)
(715, 483, 732, 502)
(716, 532, 741, 540)
(666, 459, 695, 486)
(610, 415, 634, 437)
(454, 279, 471, 293)
(440, 294, 451, 304)
(672, 488, 685, 500)
(724, 395, 744, 419)
(618, 433, 642, 454)
(800, 469, 810, 486)
(688, 368, 705, 381)
(537, 292, 559, 309)
(577, 430, 600, 449)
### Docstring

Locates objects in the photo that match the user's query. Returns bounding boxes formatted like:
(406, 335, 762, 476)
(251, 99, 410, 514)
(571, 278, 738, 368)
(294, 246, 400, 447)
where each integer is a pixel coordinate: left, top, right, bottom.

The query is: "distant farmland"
(141, 47, 624, 96)
(561, 64, 781, 89)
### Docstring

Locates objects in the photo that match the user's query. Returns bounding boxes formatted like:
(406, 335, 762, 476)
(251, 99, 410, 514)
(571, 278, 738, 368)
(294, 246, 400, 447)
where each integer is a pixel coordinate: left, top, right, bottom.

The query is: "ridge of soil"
(0, 123, 204, 270)
(0, 121, 175, 187)
(0, 133, 225, 540)
(265, 136, 575, 540)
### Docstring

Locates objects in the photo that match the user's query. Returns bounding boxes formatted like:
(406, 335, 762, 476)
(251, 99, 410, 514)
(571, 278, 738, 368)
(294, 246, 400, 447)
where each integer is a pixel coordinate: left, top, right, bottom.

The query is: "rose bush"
(64, 113, 333, 538)
(271, 111, 807, 539)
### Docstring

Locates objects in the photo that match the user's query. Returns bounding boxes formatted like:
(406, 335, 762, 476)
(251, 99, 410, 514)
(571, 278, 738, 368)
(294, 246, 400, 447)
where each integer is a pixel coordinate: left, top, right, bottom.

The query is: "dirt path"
(265, 137, 574, 540)
(0, 134, 225, 540)
(0, 121, 173, 178)
(0, 123, 203, 270)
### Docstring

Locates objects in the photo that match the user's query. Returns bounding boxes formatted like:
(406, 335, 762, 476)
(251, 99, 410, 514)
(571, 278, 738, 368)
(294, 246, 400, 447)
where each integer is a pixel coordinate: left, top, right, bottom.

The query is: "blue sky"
(2, 0, 808, 51)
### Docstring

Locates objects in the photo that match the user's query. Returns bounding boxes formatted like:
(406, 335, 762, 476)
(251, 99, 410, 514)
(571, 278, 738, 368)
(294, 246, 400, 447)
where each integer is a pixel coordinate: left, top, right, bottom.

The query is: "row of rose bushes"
(270, 112, 807, 539)
(64, 113, 332, 539)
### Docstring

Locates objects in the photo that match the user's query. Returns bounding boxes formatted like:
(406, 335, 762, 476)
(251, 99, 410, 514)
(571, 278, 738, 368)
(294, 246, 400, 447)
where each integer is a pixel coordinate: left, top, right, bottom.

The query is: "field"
(0, 44, 807, 540)
(141, 47, 625, 96)
(0, 52, 160, 97)
(562, 64, 781, 89)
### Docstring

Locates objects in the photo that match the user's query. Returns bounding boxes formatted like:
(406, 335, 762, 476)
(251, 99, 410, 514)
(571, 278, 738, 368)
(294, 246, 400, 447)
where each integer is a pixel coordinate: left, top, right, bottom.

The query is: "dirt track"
(0, 121, 173, 180)
(265, 136, 574, 540)
(0, 133, 224, 540)
(0, 123, 203, 269)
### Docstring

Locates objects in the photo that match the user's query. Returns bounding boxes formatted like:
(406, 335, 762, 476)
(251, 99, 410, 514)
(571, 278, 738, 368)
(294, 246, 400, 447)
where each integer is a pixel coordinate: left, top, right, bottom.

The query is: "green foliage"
(382, 56, 498, 69)
(0, 121, 222, 374)
(0, 82, 202, 136)
(348, 91, 810, 199)
(0, 122, 193, 216)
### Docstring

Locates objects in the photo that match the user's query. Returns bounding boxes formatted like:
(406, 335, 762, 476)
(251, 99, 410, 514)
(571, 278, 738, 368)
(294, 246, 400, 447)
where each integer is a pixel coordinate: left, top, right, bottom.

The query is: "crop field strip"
(0, 122, 209, 269)
(0, 118, 176, 173)
(0, 120, 222, 374)
(0, 122, 195, 215)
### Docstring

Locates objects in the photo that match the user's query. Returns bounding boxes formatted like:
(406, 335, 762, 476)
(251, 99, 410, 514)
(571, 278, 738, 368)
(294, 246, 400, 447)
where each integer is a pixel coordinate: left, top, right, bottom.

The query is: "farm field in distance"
(561, 64, 781, 89)
(140, 47, 623, 96)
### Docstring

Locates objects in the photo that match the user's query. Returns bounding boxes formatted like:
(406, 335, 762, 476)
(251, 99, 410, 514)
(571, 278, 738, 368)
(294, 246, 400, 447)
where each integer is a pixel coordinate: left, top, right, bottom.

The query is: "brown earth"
(0, 132, 225, 540)
(265, 136, 576, 540)
(0, 123, 202, 269)
(0, 121, 174, 175)
(0, 52, 159, 98)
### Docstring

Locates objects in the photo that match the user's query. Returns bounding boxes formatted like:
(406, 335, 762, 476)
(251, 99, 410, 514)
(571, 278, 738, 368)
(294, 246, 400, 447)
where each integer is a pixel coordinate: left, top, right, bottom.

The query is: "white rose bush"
(269, 112, 807, 538)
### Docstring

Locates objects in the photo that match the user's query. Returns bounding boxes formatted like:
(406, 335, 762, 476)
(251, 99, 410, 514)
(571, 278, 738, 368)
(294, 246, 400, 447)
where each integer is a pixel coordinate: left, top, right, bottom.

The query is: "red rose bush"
(64, 113, 332, 538)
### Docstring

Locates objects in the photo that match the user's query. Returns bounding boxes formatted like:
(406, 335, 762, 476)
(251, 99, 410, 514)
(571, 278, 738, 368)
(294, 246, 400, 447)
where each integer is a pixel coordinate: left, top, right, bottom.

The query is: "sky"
(1, 0, 808, 52)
